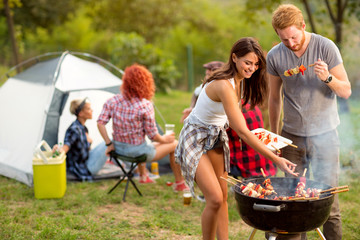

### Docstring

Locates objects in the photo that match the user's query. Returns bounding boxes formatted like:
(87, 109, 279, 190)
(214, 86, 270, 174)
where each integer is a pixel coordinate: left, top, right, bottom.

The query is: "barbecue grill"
(234, 177, 334, 240)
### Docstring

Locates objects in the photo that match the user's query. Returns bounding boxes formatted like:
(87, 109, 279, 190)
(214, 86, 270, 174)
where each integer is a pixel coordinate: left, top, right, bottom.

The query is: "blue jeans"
(86, 142, 108, 175)
(280, 129, 341, 240)
(113, 140, 156, 162)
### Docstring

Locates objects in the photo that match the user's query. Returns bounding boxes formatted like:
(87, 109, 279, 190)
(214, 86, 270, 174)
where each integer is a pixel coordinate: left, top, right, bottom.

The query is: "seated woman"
(55, 98, 108, 181)
(97, 64, 188, 191)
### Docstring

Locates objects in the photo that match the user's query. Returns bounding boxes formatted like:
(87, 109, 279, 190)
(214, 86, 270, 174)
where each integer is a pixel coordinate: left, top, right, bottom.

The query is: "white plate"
(251, 128, 293, 151)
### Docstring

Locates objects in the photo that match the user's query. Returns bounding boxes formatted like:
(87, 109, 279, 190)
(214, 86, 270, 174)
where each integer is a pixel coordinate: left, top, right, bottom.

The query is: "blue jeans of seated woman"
(86, 142, 108, 175)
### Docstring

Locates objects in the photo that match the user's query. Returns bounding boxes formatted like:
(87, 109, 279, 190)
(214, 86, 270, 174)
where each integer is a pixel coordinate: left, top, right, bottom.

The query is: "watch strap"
(324, 74, 332, 83)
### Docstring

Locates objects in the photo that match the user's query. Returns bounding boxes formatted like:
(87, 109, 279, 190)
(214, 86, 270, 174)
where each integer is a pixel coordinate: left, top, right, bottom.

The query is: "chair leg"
(128, 177, 143, 196)
(108, 157, 144, 201)
(123, 176, 131, 201)
(108, 176, 126, 194)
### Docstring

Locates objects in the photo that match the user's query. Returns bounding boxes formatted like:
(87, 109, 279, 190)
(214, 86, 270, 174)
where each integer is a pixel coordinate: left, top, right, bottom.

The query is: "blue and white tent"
(0, 51, 123, 186)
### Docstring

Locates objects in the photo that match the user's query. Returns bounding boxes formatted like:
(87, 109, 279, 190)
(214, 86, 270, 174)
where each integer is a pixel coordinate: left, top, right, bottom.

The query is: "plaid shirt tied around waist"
(175, 114, 230, 196)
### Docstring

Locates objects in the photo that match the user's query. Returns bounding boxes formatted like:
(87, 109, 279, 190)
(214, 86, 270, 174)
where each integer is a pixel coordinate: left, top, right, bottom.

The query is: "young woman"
(97, 64, 188, 191)
(175, 37, 298, 240)
(56, 98, 108, 181)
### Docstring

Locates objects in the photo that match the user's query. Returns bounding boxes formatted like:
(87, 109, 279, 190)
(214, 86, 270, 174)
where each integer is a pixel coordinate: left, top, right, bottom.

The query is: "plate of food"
(251, 128, 294, 151)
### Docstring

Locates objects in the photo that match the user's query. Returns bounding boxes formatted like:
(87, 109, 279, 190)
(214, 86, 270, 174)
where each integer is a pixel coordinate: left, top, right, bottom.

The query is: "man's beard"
(287, 31, 305, 52)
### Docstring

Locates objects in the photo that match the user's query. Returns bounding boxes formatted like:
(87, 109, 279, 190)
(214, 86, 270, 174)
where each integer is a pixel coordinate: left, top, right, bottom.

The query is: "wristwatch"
(324, 74, 333, 83)
(105, 141, 113, 146)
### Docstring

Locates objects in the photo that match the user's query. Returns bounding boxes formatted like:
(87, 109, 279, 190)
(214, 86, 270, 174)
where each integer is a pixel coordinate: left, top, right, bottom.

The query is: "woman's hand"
(52, 144, 59, 154)
(105, 143, 115, 156)
(52, 144, 69, 154)
(275, 157, 299, 176)
(163, 132, 175, 143)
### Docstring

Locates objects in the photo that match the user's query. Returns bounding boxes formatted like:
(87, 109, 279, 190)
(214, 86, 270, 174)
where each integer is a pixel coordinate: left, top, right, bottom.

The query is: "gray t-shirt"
(267, 33, 342, 136)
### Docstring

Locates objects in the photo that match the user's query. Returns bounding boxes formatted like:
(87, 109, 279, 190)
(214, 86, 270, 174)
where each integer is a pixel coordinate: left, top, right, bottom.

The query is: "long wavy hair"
(205, 37, 267, 108)
(121, 64, 155, 100)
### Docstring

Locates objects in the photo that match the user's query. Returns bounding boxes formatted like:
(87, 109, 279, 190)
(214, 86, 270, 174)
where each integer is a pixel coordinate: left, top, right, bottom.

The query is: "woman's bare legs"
(152, 140, 183, 182)
(195, 148, 228, 240)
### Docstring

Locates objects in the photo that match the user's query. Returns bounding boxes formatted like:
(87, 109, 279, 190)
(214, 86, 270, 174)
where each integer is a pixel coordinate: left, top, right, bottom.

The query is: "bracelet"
(105, 141, 113, 146)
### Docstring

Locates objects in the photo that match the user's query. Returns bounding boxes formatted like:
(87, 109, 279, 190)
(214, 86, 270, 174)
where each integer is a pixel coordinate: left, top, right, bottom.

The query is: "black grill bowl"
(234, 177, 334, 234)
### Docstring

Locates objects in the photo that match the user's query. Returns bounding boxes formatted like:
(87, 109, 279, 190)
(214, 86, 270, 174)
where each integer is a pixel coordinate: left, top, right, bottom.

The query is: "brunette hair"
(205, 37, 267, 108)
(272, 4, 304, 32)
(122, 64, 155, 100)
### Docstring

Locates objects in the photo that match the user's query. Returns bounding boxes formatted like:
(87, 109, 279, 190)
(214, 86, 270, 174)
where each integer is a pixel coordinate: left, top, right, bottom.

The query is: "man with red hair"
(97, 64, 188, 191)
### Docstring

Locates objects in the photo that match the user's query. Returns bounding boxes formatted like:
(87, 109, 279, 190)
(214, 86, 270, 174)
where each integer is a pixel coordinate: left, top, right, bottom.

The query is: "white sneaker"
(196, 195, 206, 202)
(148, 172, 160, 180)
(133, 173, 159, 180)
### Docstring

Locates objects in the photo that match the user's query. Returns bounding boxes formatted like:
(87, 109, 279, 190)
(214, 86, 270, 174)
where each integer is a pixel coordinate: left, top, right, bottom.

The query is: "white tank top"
(192, 78, 235, 126)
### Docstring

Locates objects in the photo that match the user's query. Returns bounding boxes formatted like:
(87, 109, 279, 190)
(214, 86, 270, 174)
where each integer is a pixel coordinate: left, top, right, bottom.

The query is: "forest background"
(1, 1, 360, 238)
(1, 0, 360, 97)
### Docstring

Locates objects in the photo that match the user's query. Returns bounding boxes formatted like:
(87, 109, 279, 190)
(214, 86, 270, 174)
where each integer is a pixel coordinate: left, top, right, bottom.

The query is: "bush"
(109, 32, 181, 92)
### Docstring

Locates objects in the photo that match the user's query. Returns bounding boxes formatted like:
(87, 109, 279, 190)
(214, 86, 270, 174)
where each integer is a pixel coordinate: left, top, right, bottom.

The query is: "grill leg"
(268, 232, 277, 240)
(248, 228, 257, 240)
(315, 228, 326, 240)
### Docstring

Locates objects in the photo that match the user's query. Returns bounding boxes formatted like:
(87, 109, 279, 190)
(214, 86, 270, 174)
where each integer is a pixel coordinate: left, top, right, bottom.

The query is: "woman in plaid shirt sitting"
(97, 64, 188, 191)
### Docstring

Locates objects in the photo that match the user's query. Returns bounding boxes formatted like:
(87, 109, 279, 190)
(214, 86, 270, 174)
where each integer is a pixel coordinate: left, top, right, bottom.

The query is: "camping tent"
(0, 51, 123, 186)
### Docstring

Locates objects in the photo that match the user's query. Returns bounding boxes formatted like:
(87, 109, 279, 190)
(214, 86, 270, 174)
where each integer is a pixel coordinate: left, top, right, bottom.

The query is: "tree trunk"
(302, 0, 317, 33)
(3, 0, 20, 66)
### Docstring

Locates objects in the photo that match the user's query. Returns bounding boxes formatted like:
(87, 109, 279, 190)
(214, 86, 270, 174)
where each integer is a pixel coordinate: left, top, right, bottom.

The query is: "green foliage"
(1, 0, 359, 92)
(87, 0, 184, 42)
(108, 32, 181, 92)
(12, 0, 80, 30)
(348, 0, 360, 19)
(24, 7, 97, 54)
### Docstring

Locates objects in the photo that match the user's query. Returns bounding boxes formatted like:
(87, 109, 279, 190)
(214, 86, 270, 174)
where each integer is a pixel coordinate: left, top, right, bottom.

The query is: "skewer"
(260, 168, 266, 178)
(220, 176, 237, 185)
(271, 144, 281, 153)
(227, 175, 243, 184)
(306, 197, 319, 200)
(308, 63, 315, 67)
(320, 185, 349, 193)
(330, 189, 349, 194)
(302, 168, 307, 177)
(290, 197, 306, 201)
(283, 141, 298, 148)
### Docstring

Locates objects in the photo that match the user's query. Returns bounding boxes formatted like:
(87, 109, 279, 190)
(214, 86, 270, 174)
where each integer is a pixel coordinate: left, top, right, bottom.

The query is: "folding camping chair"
(107, 151, 147, 201)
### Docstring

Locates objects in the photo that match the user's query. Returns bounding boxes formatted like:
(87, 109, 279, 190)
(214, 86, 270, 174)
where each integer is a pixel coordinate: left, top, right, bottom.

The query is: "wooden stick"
(283, 141, 298, 148)
(290, 197, 306, 200)
(331, 189, 349, 194)
(308, 63, 315, 67)
(227, 175, 243, 184)
(271, 144, 281, 153)
(320, 185, 349, 193)
(220, 176, 236, 185)
(302, 168, 307, 177)
(260, 168, 266, 178)
(306, 197, 319, 200)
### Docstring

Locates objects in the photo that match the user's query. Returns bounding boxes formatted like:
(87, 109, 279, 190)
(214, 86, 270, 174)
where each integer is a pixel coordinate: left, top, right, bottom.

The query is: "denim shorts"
(210, 135, 224, 150)
(113, 140, 156, 162)
(204, 135, 223, 153)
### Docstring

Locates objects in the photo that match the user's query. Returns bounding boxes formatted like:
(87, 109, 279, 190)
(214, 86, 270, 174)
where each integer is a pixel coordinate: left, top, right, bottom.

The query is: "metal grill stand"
(248, 227, 326, 240)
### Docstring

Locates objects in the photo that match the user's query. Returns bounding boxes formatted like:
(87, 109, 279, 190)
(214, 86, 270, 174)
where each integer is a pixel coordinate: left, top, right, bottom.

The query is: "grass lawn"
(1, 90, 359, 239)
